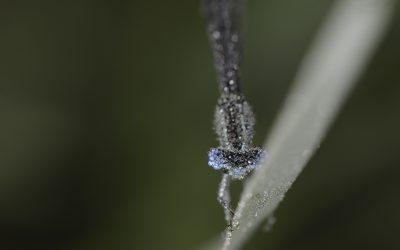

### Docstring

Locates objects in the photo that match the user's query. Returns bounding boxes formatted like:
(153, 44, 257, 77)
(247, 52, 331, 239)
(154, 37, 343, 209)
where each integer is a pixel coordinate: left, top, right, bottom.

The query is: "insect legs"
(218, 173, 234, 223)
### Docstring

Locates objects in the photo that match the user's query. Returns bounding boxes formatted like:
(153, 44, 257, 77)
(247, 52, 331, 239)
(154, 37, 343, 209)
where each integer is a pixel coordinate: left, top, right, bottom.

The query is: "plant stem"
(218, 0, 396, 249)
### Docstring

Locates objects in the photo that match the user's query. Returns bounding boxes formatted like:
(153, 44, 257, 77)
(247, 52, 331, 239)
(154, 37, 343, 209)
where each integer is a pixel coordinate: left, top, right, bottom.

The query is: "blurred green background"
(1, 0, 400, 249)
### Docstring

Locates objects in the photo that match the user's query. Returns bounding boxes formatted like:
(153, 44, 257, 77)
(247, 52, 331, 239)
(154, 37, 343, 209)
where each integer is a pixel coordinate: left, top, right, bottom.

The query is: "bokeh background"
(1, 0, 399, 249)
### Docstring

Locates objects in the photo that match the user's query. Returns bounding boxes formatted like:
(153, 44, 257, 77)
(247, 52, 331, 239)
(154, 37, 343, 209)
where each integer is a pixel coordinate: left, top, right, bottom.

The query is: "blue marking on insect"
(208, 147, 266, 179)
(208, 148, 227, 170)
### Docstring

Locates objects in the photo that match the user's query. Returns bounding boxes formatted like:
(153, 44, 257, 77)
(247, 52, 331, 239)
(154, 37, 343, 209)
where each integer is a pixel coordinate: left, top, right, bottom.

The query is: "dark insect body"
(204, 0, 266, 223)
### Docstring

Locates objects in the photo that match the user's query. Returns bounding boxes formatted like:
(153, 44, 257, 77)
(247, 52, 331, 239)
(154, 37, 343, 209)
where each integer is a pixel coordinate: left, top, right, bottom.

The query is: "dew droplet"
(212, 30, 221, 39)
(232, 34, 238, 42)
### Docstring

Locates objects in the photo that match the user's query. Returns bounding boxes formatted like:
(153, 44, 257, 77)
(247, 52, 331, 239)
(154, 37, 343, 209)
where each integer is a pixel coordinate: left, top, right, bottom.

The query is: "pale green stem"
(218, 0, 396, 249)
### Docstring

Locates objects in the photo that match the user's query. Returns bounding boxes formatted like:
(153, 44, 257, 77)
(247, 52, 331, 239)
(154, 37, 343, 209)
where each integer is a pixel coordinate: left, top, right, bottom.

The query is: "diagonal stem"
(218, 0, 396, 249)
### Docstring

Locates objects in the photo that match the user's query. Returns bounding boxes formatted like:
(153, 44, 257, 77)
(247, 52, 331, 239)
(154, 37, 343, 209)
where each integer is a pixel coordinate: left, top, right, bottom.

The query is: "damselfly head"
(208, 147, 266, 179)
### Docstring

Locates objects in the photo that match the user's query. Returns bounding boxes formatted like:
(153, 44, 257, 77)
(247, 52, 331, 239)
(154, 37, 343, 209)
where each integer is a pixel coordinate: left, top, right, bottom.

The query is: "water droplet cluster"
(208, 93, 266, 179)
(204, 0, 242, 93)
(208, 147, 264, 178)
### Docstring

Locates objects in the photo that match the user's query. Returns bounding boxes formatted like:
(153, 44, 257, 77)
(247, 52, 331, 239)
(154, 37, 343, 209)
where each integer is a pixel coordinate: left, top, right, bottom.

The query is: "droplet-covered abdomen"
(214, 93, 255, 151)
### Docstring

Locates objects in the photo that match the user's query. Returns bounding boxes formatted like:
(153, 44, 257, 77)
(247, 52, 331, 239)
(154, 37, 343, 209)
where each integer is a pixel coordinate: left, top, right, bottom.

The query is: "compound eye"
(208, 148, 227, 170)
(251, 148, 266, 166)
